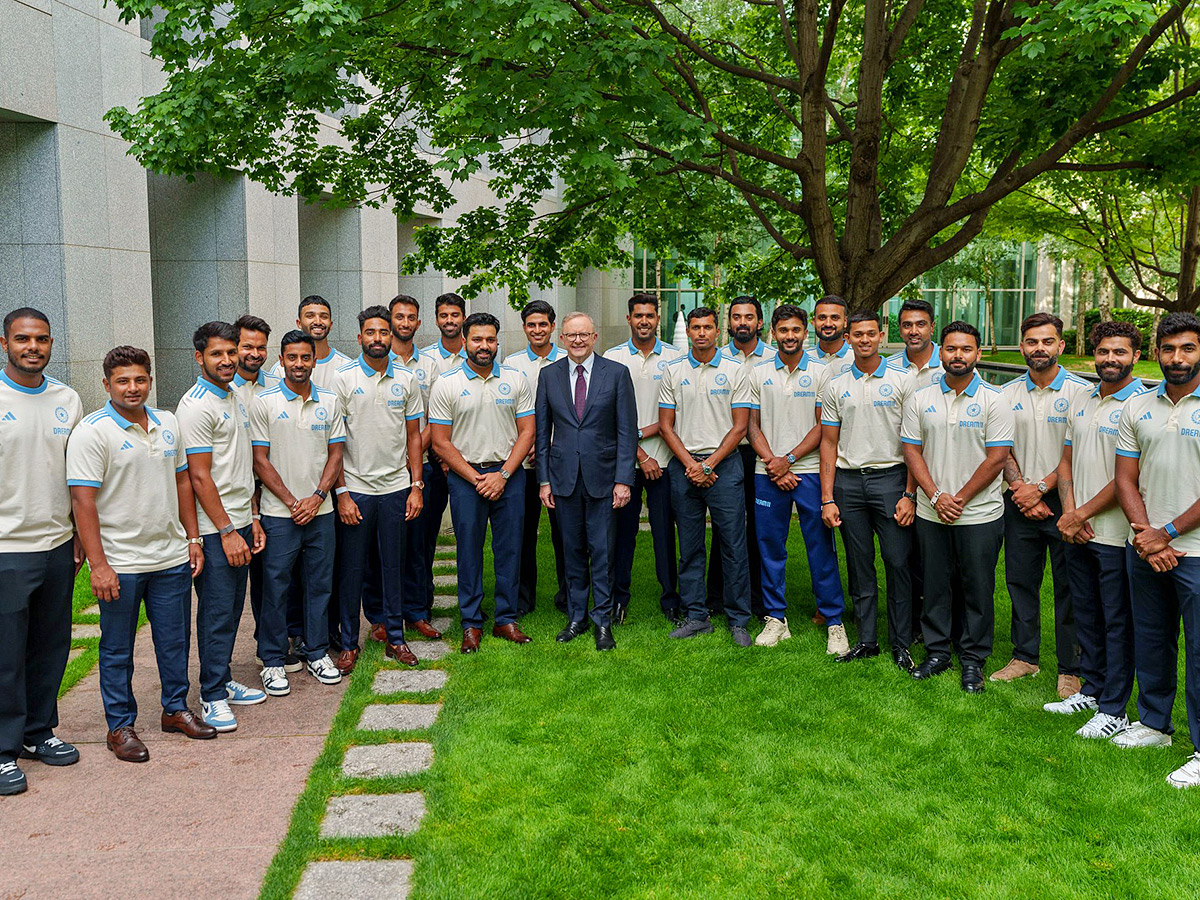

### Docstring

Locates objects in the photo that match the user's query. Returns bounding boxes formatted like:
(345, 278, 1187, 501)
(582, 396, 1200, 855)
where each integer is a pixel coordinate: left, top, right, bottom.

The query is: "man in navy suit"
(536, 312, 638, 651)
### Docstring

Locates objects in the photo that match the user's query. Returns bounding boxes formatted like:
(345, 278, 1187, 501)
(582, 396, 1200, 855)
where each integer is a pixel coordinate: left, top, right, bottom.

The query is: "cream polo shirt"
(821, 358, 914, 470)
(1001, 365, 1093, 486)
(887, 343, 945, 390)
(0, 371, 83, 552)
(815, 342, 854, 377)
(176, 376, 254, 535)
(901, 373, 1014, 525)
(725, 340, 777, 446)
(269, 347, 351, 389)
(231, 369, 280, 410)
(1116, 381, 1200, 553)
(419, 339, 468, 386)
(603, 338, 681, 466)
(657, 350, 753, 457)
(249, 381, 346, 518)
(332, 355, 423, 496)
(427, 361, 535, 465)
(749, 352, 829, 475)
(504, 344, 565, 470)
(66, 402, 189, 572)
(1065, 380, 1149, 548)
(391, 345, 435, 463)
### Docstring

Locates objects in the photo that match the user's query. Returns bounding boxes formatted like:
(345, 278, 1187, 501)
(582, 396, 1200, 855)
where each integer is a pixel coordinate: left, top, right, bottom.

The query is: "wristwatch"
(500, 469, 511, 480)
(1036, 480, 1049, 494)
(903, 491, 916, 501)
(637, 428, 643, 440)
(786, 453, 797, 464)
(187, 537, 204, 546)
(313, 488, 327, 501)
(218, 522, 237, 536)
(930, 490, 944, 506)
(412, 480, 425, 490)
(702, 463, 713, 476)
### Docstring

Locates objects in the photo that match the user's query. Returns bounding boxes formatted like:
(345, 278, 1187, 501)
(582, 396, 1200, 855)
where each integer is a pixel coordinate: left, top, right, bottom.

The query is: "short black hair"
(358, 305, 391, 329)
(848, 310, 882, 328)
(193, 321, 238, 352)
(686, 306, 718, 326)
(103, 345, 152, 378)
(813, 295, 848, 313)
(1020, 311, 1064, 338)
(521, 300, 556, 324)
(1090, 320, 1142, 353)
(1157, 311, 1200, 347)
(3, 307, 50, 337)
(771, 304, 808, 330)
(729, 295, 763, 320)
(434, 292, 466, 315)
(233, 314, 271, 339)
(299, 295, 331, 316)
(280, 329, 316, 354)
(628, 293, 659, 313)
(898, 299, 934, 323)
(389, 294, 420, 314)
(940, 320, 981, 347)
(463, 311, 501, 338)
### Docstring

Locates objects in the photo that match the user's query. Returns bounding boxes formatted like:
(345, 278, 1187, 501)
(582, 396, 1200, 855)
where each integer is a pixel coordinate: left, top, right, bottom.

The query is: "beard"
(1163, 360, 1200, 385)
(1096, 361, 1133, 384)
(1023, 351, 1058, 372)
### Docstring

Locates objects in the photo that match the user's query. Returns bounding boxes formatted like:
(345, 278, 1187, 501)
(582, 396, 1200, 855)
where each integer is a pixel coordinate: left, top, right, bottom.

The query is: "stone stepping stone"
(321, 792, 426, 838)
(359, 703, 442, 732)
(374, 669, 448, 693)
(296, 860, 413, 900)
(71, 624, 101, 639)
(433, 573, 457, 587)
(80, 604, 100, 617)
(342, 743, 433, 778)
(639, 521, 651, 532)
(411, 640, 450, 661)
(432, 594, 457, 609)
(433, 549, 456, 560)
(429, 616, 452, 632)
(68, 647, 85, 662)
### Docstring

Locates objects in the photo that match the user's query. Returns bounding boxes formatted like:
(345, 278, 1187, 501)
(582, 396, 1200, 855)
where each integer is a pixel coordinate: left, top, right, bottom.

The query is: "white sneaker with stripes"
(1043, 692, 1098, 714)
(260, 666, 290, 697)
(1076, 712, 1130, 740)
(1111, 722, 1172, 748)
(1167, 753, 1200, 789)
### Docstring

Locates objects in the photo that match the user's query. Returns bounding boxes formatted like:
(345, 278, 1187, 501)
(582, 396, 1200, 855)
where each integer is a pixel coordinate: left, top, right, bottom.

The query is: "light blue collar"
(775, 350, 811, 371)
(358, 354, 395, 380)
(196, 376, 230, 399)
(1022, 365, 1069, 392)
(232, 370, 269, 388)
(0, 370, 47, 394)
(850, 358, 888, 379)
(686, 351, 721, 368)
(901, 342, 941, 369)
(1094, 380, 1143, 401)
(1156, 379, 1200, 399)
(817, 342, 849, 359)
(726, 340, 766, 359)
(941, 372, 982, 396)
(279, 381, 320, 402)
(436, 340, 465, 359)
(627, 338, 665, 357)
(462, 361, 500, 380)
(526, 344, 562, 362)
(105, 400, 160, 430)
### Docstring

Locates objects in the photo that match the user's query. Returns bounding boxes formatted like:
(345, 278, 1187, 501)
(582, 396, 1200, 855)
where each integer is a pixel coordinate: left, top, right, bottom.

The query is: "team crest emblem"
(499, 382, 512, 396)
(163, 430, 175, 445)
(54, 406, 69, 423)
(879, 384, 894, 398)
(417, 368, 426, 381)
(1192, 409, 1200, 425)
(799, 375, 812, 388)
(315, 407, 328, 421)
(932, 373, 944, 383)
(1054, 397, 1069, 413)
(714, 373, 728, 386)
(1109, 410, 1122, 424)
(657, 359, 667, 371)
(391, 383, 404, 396)
(966, 403, 981, 417)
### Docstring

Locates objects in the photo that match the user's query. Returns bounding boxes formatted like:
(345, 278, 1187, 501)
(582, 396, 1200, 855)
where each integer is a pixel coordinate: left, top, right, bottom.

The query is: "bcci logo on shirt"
(1110, 410, 1122, 425)
(878, 384, 894, 398)
(315, 407, 328, 421)
(163, 429, 175, 445)
(799, 375, 812, 388)
(54, 406, 69, 423)
(391, 383, 404, 396)
(967, 403, 981, 418)
(1192, 409, 1200, 425)
(657, 360, 667, 371)
(932, 373, 944, 384)
(499, 382, 512, 396)
(714, 373, 728, 386)
(417, 368, 426, 382)
(1054, 397, 1069, 413)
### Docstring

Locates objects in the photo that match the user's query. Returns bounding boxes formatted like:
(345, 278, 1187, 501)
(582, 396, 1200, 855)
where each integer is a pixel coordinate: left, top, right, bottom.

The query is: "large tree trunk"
(1099, 275, 1114, 323)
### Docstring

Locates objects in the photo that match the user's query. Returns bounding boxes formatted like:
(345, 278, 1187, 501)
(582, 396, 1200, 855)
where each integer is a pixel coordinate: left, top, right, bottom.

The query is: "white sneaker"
(201, 699, 237, 732)
(1076, 712, 1130, 740)
(1043, 692, 1098, 715)
(755, 616, 791, 647)
(226, 679, 267, 705)
(260, 666, 290, 697)
(306, 655, 342, 685)
(1167, 753, 1200, 788)
(1111, 721, 1172, 748)
(826, 623, 849, 656)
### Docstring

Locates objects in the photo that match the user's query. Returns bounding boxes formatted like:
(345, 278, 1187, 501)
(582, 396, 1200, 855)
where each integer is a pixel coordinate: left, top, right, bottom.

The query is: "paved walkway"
(2, 599, 349, 900)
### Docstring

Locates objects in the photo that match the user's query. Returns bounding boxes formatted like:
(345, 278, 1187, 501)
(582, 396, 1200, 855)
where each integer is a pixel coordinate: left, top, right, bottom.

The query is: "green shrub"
(1072, 308, 1154, 354)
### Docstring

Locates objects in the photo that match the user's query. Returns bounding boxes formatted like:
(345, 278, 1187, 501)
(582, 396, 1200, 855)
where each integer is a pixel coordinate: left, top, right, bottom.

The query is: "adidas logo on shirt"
(1, 411, 14, 421)
(681, 379, 691, 386)
(764, 378, 774, 386)
(223, 412, 231, 419)
(1140, 411, 1153, 421)
(119, 440, 134, 450)
(460, 389, 471, 397)
(841, 390, 851, 398)
(1013, 402, 1024, 411)
(925, 405, 937, 413)
(353, 387, 365, 395)
(277, 411, 290, 420)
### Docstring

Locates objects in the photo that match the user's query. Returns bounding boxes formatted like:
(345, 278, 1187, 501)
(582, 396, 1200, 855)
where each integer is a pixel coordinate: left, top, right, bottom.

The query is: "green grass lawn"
(982, 350, 1163, 380)
(260, 521, 1198, 900)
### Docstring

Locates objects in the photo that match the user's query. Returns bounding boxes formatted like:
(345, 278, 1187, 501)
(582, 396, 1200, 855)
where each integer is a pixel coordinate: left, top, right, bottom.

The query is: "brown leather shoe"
(407, 619, 443, 639)
(336, 648, 360, 675)
(1057, 674, 1083, 699)
(812, 612, 827, 626)
(492, 623, 533, 644)
(461, 627, 482, 654)
(106, 726, 149, 763)
(990, 657, 1040, 682)
(369, 623, 387, 643)
(161, 708, 218, 740)
(386, 642, 419, 666)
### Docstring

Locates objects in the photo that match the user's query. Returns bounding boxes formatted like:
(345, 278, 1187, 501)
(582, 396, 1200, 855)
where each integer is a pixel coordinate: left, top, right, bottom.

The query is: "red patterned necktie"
(574, 364, 586, 419)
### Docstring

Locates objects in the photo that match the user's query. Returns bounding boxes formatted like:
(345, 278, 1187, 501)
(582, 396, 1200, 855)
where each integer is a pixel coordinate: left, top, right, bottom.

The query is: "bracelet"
(1166, 522, 1180, 539)
(931, 490, 944, 506)
(902, 491, 916, 501)
(252, 514, 261, 521)
(820, 499, 836, 507)
(187, 537, 203, 546)
(334, 486, 350, 496)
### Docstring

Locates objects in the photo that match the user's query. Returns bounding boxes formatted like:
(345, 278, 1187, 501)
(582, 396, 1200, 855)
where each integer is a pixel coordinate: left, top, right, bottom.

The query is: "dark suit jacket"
(535, 354, 638, 499)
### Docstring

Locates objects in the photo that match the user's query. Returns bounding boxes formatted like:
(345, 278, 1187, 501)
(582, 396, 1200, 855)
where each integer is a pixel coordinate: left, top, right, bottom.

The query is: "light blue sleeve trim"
(748, 403, 762, 410)
(515, 410, 535, 419)
(900, 437, 922, 446)
(1064, 439, 1072, 447)
(66, 479, 102, 488)
(1115, 448, 1140, 459)
(731, 402, 753, 409)
(184, 446, 213, 455)
(251, 440, 270, 447)
(658, 403, 676, 409)
(428, 417, 453, 425)
(328, 436, 347, 444)
(984, 440, 1015, 448)
(820, 418, 840, 427)
(175, 463, 188, 473)
(405, 413, 423, 421)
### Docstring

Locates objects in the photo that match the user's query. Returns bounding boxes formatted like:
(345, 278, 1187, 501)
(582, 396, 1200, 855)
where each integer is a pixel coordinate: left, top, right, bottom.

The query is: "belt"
(469, 461, 505, 468)
(688, 452, 714, 461)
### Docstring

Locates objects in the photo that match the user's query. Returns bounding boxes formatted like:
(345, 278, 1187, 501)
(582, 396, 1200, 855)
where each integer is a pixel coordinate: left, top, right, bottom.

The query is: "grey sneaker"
(730, 626, 752, 647)
(669, 618, 715, 639)
(0, 760, 27, 795)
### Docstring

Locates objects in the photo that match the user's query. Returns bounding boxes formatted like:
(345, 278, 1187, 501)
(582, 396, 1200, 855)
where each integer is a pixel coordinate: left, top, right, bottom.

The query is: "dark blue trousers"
(334, 489, 409, 650)
(99, 562, 192, 730)
(1127, 547, 1200, 751)
(669, 456, 751, 628)
(400, 467, 431, 623)
(556, 481, 617, 627)
(754, 473, 845, 624)
(916, 517, 1003, 666)
(194, 526, 252, 702)
(359, 536, 387, 630)
(448, 465, 524, 630)
(421, 461, 450, 612)
(260, 513, 335, 665)
(613, 466, 680, 616)
(1067, 542, 1135, 716)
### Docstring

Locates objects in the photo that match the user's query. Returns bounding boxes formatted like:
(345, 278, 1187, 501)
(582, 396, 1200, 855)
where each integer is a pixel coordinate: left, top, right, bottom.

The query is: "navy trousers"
(519, 468, 567, 614)
(707, 444, 762, 615)
(556, 481, 617, 627)
(194, 525, 252, 702)
(448, 465, 524, 630)
(613, 466, 681, 616)
(99, 562, 192, 730)
(1067, 541, 1135, 717)
(260, 513, 335, 664)
(334, 490, 409, 650)
(916, 517, 1003, 666)
(421, 460, 450, 613)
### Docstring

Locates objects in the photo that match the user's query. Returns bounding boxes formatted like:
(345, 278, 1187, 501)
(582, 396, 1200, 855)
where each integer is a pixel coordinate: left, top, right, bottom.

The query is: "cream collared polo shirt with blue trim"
(392, 345, 435, 463)
(901, 373, 1014, 525)
(815, 341, 854, 377)
(887, 342, 945, 390)
(232, 368, 280, 411)
(419, 339, 468, 387)
(332, 355, 423, 496)
(269, 347, 351, 389)
(427, 361, 534, 465)
(1066, 379, 1148, 547)
(821, 358, 914, 470)
(1001, 365, 1092, 487)
(657, 350, 753, 457)
(0, 371, 83, 552)
(1116, 380, 1200, 553)
(504, 344, 565, 470)
(749, 351, 829, 475)
(249, 381, 346, 518)
(66, 402, 189, 572)
(604, 338, 681, 466)
(176, 376, 254, 535)
(725, 340, 777, 446)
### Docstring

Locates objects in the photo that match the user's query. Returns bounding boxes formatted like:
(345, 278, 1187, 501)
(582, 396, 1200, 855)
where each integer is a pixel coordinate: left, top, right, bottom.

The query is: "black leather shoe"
(556, 620, 589, 643)
(961, 664, 985, 693)
(836, 642, 881, 663)
(892, 648, 915, 672)
(663, 608, 684, 627)
(595, 625, 616, 651)
(912, 654, 953, 680)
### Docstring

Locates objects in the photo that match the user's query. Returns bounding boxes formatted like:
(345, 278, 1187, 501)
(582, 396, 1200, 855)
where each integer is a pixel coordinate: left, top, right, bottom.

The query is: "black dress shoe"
(595, 625, 616, 651)
(961, 663, 985, 693)
(892, 647, 915, 672)
(912, 654, 953, 680)
(556, 620, 590, 643)
(836, 641, 881, 663)
(663, 609, 684, 627)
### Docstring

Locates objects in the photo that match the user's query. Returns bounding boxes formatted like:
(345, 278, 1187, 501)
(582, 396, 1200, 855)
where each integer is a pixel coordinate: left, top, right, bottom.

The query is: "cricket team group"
(2, 288, 1200, 796)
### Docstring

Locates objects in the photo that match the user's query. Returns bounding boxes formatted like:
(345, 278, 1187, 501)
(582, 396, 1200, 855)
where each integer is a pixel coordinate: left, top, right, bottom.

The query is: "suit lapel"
(563, 359, 582, 424)
(580, 357, 603, 422)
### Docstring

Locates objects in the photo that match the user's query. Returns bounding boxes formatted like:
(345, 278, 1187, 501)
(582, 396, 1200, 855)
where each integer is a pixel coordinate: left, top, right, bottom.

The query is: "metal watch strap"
(930, 490, 944, 506)
(313, 488, 327, 501)
(500, 469, 511, 480)
(218, 522, 237, 536)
